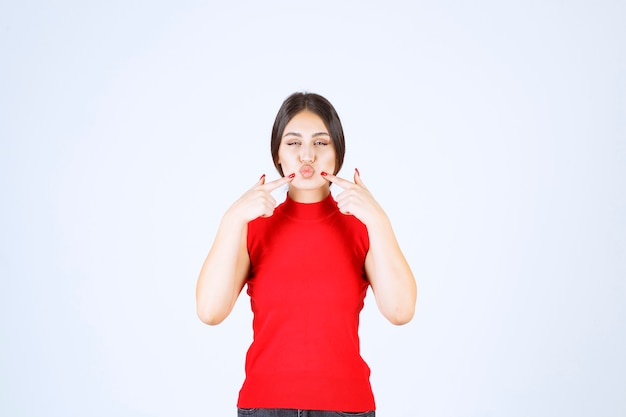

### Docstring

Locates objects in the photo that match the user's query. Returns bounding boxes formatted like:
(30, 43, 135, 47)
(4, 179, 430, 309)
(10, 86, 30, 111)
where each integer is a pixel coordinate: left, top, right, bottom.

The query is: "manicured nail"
(321, 171, 328, 176)
(259, 174, 266, 181)
(355, 168, 360, 176)
(288, 173, 296, 179)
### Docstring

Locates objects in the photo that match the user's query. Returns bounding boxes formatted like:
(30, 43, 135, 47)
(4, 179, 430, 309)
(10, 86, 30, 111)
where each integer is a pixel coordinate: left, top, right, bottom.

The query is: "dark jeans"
(237, 409, 375, 417)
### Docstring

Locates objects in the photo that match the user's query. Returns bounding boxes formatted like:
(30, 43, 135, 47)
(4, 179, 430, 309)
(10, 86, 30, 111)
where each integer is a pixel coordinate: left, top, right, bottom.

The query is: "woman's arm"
(196, 213, 250, 325)
(195, 174, 293, 325)
(322, 170, 417, 325)
(363, 212, 416, 325)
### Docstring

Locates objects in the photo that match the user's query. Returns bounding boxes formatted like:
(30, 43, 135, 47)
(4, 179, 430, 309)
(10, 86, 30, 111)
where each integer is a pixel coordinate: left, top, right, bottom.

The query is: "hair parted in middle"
(271, 92, 346, 177)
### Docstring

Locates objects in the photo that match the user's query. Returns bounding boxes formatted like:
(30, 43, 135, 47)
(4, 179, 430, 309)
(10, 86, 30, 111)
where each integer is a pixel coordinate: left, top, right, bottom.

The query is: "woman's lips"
(299, 164, 315, 178)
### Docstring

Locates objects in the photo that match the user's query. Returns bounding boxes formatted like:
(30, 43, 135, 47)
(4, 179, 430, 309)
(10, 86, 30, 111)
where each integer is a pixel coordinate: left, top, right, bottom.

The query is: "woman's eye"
(286, 141, 300, 146)
(315, 141, 329, 146)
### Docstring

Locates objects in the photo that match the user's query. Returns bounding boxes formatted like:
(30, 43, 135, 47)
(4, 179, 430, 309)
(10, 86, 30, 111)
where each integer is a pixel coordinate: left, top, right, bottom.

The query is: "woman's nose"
(300, 147, 315, 163)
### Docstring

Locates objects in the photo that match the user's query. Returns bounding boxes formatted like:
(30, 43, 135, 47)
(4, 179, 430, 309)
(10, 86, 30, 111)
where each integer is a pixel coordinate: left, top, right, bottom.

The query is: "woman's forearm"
(365, 213, 417, 325)
(196, 213, 250, 325)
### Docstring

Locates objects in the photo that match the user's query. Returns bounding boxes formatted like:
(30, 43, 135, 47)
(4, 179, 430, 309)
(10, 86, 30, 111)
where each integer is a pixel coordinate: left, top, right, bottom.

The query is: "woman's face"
(278, 110, 336, 202)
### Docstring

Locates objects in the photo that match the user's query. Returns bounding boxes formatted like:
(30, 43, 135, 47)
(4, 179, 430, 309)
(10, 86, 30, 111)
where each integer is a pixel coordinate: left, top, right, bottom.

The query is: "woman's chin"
(288, 180, 330, 201)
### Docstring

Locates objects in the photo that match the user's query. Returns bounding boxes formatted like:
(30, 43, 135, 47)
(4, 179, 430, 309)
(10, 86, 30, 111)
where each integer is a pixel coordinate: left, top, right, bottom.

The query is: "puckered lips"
(299, 164, 315, 179)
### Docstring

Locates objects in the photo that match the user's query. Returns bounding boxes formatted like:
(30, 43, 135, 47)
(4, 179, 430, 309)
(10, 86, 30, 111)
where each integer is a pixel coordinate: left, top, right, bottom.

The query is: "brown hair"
(271, 92, 346, 176)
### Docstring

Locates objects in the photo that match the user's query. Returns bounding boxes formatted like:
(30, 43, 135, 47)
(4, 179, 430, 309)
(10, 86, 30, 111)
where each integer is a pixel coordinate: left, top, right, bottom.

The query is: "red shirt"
(237, 193, 375, 412)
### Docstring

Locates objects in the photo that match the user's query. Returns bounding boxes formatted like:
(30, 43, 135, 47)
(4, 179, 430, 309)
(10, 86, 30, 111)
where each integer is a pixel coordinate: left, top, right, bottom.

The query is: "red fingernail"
(321, 171, 328, 176)
(259, 174, 266, 181)
(288, 173, 296, 179)
(355, 168, 360, 176)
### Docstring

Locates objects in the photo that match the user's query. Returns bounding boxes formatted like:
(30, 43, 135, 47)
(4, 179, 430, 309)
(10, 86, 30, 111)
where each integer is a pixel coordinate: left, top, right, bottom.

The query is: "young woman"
(196, 92, 417, 417)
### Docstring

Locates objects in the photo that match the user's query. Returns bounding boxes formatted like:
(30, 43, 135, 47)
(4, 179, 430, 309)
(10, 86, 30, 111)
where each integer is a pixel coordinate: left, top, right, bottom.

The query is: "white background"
(1, 1, 625, 416)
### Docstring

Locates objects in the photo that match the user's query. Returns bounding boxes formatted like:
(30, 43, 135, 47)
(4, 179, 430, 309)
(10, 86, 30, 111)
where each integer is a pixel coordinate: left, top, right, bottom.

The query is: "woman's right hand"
(196, 173, 294, 325)
(226, 173, 295, 223)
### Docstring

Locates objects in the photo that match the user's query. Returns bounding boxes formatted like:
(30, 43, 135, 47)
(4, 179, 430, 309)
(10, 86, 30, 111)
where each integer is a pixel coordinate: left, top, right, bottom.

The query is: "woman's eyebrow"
(282, 131, 330, 138)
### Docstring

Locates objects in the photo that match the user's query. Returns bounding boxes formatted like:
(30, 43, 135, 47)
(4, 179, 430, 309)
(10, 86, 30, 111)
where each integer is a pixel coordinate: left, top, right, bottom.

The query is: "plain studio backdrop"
(1, 1, 625, 416)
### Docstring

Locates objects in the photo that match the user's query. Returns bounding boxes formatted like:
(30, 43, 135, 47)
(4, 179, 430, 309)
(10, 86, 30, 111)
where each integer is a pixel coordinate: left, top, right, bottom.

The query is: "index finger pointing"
(262, 173, 295, 191)
(321, 172, 354, 188)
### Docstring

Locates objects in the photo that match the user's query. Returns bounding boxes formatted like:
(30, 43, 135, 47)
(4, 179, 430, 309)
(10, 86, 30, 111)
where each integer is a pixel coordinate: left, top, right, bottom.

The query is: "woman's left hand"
(321, 169, 384, 226)
(323, 168, 416, 325)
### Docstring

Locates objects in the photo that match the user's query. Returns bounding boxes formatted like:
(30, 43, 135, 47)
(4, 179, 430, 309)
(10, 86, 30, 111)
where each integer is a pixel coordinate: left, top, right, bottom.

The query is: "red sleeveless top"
(237, 193, 375, 412)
